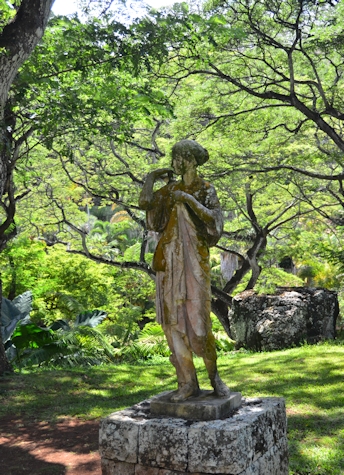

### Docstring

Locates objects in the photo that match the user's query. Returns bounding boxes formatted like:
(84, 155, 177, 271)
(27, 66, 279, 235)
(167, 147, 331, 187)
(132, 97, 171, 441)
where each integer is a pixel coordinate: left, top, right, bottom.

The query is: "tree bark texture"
(0, 0, 54, 195)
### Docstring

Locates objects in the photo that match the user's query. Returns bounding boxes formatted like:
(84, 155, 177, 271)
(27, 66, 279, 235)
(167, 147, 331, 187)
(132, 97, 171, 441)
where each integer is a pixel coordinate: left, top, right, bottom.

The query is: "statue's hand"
(140, 168, 173, 210)
(149, 168, 173, 181)
(173, 190, 190, 203)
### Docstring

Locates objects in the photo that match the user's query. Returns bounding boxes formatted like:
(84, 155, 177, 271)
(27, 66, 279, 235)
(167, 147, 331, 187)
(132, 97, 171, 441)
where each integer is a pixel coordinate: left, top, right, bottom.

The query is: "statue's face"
(172, 154, 196, 175)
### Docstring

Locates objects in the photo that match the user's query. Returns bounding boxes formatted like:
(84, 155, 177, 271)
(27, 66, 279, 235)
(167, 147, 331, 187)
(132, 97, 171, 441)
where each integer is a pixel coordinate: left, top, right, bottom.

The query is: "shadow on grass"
(215, 347, 344, 475)
(0, 362, 176, 421)
(216, 350, 344, 408)
(287, 413, 344, 475)
(1, 348, 343, 418)
(1, 345, 344, 474)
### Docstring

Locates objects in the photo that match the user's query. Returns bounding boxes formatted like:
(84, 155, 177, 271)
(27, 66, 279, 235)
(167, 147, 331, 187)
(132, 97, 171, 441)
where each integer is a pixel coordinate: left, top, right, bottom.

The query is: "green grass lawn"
(1, 342, 344, 475)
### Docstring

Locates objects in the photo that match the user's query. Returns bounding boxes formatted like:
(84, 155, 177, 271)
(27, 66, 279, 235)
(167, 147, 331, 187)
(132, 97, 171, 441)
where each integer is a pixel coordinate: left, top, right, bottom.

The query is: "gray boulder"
(229, 287, 339, 351)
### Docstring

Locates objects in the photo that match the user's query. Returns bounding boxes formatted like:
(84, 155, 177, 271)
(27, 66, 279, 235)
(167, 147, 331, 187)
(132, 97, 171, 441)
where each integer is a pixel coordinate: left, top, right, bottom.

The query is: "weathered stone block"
(101, 459, 135, 475)
(188, 418, 252, 474)
(135, 465, 160, 475)
(99, 413, 141, 463)
(138, 418, 189, 471)
(247, 398, 287, 460)
(241, 438, 289, 475)
(188, 398, 285, 474)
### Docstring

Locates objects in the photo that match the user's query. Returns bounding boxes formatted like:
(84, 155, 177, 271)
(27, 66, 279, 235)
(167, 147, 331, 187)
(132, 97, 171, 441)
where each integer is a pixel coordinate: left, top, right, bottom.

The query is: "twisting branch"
(221, 185, 317, 296)
(215, 244, 245, 261)
(151, 119, 165, 159)
(225, 164, 344, 181)
(110, 140, 130, 168)
(66, 247, 156, 277)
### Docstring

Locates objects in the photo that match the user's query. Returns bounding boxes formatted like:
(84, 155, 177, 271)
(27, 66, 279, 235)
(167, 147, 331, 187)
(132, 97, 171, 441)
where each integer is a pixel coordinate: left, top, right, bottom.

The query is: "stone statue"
(139, 140, 230, 402)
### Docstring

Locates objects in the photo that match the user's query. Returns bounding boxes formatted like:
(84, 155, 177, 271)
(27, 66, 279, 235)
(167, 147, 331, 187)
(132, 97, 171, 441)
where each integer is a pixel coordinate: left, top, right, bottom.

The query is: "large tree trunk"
(0, 0, 54, 110)
(0, 0, 54, 197)
(0, 0, 54, 374)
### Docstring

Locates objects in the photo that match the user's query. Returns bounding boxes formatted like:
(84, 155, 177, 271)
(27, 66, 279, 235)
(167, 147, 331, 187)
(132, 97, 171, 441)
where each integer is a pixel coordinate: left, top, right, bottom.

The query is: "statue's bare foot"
(213, 373, 231, 398)
(171, 383, 200, 402)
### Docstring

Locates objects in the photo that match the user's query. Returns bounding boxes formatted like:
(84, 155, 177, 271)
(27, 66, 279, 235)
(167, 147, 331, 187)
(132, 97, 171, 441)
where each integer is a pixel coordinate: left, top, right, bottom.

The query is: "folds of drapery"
(155, 203, 211, 338)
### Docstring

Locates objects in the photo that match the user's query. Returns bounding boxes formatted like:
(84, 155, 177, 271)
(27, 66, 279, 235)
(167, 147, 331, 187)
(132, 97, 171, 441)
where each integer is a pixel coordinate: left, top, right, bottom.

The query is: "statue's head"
(171, 140, 209, 167)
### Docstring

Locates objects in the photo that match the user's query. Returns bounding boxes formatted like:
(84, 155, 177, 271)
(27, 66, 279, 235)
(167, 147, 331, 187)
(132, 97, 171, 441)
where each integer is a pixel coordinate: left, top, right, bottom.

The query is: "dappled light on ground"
(1, 345, 344, 474)
(0, 417, 100, 475)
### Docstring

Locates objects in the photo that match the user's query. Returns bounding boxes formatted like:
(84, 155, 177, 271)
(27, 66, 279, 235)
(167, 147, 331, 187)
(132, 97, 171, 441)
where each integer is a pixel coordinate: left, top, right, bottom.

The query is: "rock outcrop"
(229, 287, 339, 351)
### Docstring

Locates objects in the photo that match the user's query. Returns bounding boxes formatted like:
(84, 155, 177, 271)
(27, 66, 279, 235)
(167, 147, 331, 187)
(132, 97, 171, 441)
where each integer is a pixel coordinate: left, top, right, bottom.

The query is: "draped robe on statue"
(147, 177, 223, 356)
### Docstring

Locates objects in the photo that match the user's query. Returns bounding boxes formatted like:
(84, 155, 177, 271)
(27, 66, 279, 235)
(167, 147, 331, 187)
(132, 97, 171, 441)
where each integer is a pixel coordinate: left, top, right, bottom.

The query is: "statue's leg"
(189, 323, 231, 398)
(169, 353, 185, 389)
(203, 333, 231, 397)
(163, 324, 200, 401)
(203, 359, 231, 397)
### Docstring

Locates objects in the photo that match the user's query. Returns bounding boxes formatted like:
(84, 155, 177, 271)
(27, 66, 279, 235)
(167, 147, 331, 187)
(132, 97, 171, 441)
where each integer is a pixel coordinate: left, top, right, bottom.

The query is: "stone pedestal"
(99, 396, 288, 475)
(150, 390, 242, 421)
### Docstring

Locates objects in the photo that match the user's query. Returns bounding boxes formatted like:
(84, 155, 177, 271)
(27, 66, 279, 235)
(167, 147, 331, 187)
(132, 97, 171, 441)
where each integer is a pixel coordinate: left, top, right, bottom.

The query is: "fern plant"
(113, 322, 170, 361)
(112, 322, 236, 362)
(16, 326, 116, 368)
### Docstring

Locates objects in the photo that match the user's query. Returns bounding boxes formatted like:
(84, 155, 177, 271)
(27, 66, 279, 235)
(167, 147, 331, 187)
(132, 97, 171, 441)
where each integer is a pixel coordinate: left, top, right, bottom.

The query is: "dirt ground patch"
(0, 416, 101, 475)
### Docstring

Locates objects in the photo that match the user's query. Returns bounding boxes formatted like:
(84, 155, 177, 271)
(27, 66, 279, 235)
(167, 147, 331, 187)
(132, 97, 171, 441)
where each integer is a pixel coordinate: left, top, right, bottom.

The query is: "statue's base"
(99, 396, 288, 475)
(150, 390, 242, 421)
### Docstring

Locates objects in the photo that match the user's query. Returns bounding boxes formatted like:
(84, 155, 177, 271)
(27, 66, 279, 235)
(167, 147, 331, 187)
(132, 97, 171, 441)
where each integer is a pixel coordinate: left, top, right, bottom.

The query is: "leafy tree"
(6, 0, 344, 350)
(0, 5, 167, 370)
(126, 1, 344, 223)
(8, 14, 303, 335)
(143, 0, 344, 149)
(0, 0, 55, 374)
(0, 0, 55, 250)
(110, 0, 344, 316)
(0, 0, 155, 373)
(0, 236, 157, 348)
